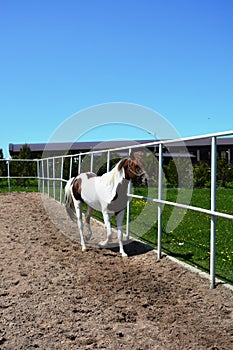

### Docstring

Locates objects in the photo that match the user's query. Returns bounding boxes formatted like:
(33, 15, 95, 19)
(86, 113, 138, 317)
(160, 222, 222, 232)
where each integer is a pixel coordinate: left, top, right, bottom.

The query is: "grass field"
(0, 179, 39, 193)
(128, 187, 233, 285)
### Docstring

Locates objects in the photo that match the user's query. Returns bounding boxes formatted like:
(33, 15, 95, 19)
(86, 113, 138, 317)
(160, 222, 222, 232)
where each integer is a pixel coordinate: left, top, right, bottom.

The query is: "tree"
(193, 161, 210, 188)
(0, 148, 6, 177)
(11, 144, 36, 186)
(217, 158, 233, 188)
(18, 144, 33, 159)
(164, 159, 178, 187)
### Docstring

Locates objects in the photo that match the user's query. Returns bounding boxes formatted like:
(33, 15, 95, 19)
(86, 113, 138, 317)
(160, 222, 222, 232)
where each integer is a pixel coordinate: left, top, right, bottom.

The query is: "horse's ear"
(118, 158, 129, 171)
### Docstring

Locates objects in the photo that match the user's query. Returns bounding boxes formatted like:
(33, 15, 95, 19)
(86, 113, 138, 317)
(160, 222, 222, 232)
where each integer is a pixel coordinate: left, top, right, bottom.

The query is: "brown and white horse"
(64, 156, 147, 257)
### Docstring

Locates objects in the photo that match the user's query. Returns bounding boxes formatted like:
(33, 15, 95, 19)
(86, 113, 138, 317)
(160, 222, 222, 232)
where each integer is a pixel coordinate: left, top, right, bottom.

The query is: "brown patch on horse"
(118, 158, 136, 180)
(117, 158, 130, 180)
(72, 178, 83, 201)
(118, 158, 128, 171)
(86, 172, 96, 179)
(72, 173, 96, 201)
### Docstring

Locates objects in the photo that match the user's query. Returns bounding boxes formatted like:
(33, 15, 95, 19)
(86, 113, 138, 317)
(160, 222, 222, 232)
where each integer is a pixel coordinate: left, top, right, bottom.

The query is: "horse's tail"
(64, 177, 76, 221)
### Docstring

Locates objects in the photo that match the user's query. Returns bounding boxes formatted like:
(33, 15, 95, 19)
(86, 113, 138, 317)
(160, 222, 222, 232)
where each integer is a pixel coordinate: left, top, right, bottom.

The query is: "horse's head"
(118, 155, 148, 185)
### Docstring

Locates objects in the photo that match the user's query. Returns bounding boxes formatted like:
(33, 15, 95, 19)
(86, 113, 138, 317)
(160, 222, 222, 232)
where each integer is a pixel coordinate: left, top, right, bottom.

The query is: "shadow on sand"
(107, 239, 154, 257)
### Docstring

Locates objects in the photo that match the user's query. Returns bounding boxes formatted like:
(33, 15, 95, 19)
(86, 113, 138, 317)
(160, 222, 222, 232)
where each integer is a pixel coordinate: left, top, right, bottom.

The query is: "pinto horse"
(64, 156, 147, 257)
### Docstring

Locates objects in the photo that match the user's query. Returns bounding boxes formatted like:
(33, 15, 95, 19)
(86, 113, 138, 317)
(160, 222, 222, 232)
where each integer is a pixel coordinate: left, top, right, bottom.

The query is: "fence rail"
(0, 158, 38, 192)
(1, 130, 233, 288)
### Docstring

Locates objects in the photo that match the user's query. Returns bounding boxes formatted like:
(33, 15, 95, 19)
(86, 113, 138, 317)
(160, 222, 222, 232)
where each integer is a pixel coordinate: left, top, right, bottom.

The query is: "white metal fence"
(0, 158, 39, 192)
(1, 130, 233, 288)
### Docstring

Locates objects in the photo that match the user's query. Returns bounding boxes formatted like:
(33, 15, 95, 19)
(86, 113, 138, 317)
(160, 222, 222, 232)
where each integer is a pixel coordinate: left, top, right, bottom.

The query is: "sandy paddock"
(0, 192, 233, 350)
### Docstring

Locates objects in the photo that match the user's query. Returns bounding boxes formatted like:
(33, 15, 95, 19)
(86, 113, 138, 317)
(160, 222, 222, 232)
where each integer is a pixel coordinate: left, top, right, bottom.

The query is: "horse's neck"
(96, 164, 127, 205)
(100, 163, 125, 188)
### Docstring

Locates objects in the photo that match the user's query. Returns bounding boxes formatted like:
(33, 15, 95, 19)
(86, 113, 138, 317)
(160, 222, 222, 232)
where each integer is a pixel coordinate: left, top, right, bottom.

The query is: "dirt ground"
(1, 192, 233, 350)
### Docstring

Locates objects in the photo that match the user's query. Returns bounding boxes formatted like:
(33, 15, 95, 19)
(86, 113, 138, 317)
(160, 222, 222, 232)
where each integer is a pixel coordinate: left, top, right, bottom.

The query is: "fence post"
(90, 153, 94, 172)
(37, 160, 40, 192)
(7, 159, 10, 192)
(47, 159, 50, 197)
(210, 136, 217, 288)
(157, 143, 163, 261)
(107, 150, 110, 172)
(60, 157, 64, 203)
(78, 154, 81, 174)
(126, 148, 132, 239)
(41, 160, 45, 194)
(53, 158, 56, 199)
(69, 156, 73, 179)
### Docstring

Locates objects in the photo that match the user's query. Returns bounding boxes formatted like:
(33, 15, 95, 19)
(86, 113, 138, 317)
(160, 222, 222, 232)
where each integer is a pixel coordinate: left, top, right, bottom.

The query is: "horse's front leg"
(116, 210, 128, 258)
(74, 200, 86, 252)
(85, 206, 94, 241)
(99, 211, 112, 247)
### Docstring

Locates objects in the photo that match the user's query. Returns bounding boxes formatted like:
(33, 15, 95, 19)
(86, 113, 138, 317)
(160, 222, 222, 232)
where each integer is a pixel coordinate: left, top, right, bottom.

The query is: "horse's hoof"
(82, 246, 87, 252)
(121, 253, 128, 258)
(123, 234, 130, 242)
(99, 240, 108, 247)
(86, 233, 92, 241)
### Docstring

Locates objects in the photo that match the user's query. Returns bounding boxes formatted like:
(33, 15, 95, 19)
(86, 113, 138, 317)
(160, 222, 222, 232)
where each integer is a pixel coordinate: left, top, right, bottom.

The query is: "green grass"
(0, 179, 39, 193)
(129, 188, 233, 285)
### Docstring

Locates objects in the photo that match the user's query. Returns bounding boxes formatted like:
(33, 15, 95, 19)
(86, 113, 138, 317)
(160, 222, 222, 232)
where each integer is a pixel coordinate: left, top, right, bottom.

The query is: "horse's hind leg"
(85, 206, 94, 241)
(74, 200, 86, 252)
(99, 211, 112, 247)
(116, 210, 128, 258)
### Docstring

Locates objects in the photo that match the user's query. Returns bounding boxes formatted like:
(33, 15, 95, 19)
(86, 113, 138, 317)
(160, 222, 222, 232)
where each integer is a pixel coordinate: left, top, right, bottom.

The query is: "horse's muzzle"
(141, 172, 149, 186)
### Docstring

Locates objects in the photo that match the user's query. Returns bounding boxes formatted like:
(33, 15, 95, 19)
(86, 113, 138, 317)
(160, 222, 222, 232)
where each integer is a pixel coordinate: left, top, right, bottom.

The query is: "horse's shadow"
(107, 239, 154, 257)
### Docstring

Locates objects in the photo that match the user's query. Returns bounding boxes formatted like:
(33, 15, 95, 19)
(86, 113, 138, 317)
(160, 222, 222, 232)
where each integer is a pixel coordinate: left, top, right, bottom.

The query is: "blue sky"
(1, 0, 233, 157)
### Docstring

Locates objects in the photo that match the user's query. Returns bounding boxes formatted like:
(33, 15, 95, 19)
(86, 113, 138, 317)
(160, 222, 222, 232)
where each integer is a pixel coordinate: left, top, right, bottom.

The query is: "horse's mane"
(101, 159, 125, 183)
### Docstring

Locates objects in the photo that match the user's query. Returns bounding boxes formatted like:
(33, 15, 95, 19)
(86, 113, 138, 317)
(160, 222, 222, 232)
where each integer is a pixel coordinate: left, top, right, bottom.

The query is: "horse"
(64, 156, 147, 257)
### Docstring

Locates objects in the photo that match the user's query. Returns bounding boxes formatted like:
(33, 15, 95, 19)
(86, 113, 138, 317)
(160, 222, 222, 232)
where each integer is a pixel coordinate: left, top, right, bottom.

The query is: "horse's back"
(78, 172, 96, 180)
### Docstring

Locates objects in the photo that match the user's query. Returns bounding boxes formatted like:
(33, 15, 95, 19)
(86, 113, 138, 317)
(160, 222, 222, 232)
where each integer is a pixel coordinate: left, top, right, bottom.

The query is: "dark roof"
(9, 137, 233, 157)
(9, 140, 156, 156)
(166, 137, 233, 147)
